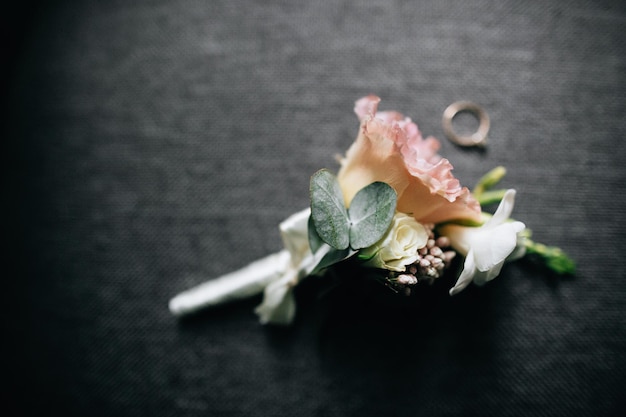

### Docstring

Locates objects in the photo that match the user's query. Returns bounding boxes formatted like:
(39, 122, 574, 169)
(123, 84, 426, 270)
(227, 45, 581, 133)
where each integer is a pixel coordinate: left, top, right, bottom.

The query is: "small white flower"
(439, 189, 526, 296)
(359, 212, 429, 272)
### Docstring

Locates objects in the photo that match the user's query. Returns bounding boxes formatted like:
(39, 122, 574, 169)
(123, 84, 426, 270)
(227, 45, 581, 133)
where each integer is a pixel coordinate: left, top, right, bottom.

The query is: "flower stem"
(523, 239, 576, 275)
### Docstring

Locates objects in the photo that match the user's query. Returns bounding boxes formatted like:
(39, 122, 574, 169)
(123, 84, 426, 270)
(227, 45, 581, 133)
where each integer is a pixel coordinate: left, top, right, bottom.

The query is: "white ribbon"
(168, 250, 291, 317)
(169, 209, 312, 322)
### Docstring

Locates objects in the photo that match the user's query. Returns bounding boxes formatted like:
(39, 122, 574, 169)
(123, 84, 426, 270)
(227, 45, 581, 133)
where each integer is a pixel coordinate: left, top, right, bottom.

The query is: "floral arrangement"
(169, 96, 574, 325)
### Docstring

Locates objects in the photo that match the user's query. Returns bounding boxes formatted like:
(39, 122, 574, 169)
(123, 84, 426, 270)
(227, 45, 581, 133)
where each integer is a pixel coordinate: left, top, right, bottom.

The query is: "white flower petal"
(473, 260, 505, 285)
(445, 189, 527, 295)
(507, 228, 528, 262)
(362, 213, 428, 272)
(472, 223, 520, 272)
(485, 189, 516, 228)
(449, 249, 477, 296)
(438, 223, 473, 256)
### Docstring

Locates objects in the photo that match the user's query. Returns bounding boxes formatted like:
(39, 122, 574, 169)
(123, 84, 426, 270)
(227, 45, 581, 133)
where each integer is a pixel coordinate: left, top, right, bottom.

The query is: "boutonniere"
(170, 96, 574, 325)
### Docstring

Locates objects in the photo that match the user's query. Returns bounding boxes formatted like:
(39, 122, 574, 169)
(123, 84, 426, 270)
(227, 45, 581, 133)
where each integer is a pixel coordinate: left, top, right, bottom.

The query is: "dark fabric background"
(5, 1, 626, 416)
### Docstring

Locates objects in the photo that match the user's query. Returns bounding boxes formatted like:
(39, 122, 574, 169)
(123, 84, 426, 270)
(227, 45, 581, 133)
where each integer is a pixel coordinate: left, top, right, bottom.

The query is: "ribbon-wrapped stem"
(169, 250, 291, 317)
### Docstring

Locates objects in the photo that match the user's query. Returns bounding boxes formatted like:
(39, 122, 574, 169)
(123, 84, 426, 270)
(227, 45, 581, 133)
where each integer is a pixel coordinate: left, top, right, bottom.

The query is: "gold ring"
(442, 101, 490, 147)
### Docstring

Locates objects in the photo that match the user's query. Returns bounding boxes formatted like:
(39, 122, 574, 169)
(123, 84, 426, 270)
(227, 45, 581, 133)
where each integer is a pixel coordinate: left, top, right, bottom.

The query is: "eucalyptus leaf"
(309, 169, 350, 250)
(347, 181, 396, 249)
(310, 246, 357, 276)
(307, 215, 324, 255)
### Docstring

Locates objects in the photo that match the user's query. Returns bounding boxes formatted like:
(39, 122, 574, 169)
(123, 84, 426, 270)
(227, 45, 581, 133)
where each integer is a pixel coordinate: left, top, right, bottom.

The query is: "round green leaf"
(347, 181, 396, 249)
(309, 169, 350, 250)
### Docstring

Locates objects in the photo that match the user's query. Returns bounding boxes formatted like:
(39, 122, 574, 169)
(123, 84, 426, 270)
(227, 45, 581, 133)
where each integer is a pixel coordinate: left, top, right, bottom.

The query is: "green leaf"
(309, 169, 350, 250)
(307, 215, 324, 254)
(347, 181, 397, 249)
(309, 246, 357, 276)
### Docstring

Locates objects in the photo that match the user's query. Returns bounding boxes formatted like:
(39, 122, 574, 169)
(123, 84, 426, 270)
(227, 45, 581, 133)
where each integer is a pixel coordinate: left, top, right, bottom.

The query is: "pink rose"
(337, 96, 481, 224)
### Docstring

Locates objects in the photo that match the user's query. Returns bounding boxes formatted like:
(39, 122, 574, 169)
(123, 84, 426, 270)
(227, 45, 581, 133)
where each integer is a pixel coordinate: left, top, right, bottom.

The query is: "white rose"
(359, 212, 429, 272)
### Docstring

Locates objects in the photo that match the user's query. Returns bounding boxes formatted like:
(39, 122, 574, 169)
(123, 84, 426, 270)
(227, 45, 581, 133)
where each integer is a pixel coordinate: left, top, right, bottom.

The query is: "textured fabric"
(6, 1, 626, 416)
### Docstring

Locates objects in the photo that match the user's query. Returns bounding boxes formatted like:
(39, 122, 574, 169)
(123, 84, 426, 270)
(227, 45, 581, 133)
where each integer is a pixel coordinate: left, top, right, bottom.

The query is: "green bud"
(474, 166, 507, 197)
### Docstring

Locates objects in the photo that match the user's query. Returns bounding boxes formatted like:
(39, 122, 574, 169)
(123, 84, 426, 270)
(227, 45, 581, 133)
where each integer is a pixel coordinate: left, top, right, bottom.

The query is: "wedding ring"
(442, 101, 490, 147)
